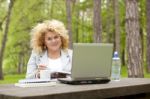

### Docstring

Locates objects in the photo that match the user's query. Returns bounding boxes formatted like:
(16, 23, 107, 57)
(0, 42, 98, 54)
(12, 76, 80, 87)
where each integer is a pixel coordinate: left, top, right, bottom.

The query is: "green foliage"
(0, 0, 7, 47)
(0, 0, 7, 20)
(0, 0, 149, 76)
(71, 0, 93, 43)
(3, 0, 49, 74)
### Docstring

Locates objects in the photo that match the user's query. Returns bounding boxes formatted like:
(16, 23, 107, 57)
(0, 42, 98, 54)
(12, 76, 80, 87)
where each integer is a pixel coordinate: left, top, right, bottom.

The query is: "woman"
(26, 20, 72, 79)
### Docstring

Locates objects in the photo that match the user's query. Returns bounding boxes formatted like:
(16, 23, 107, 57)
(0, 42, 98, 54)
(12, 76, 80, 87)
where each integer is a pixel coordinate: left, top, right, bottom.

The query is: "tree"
(66, 0, 73, 48)
(125, 0, 144, 77)
(114, 0, 120, 54)
(146, 0, 150, 73)
(93, 0, 101, 43)
(139, 0, 146, 70)
(72, 0, 79, 43)
(0, 0, 14, 79)
(104, 0, 113, 43)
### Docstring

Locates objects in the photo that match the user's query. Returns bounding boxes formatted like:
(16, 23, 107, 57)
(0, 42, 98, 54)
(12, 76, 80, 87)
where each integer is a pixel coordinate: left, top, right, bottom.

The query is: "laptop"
(58, 43, 113, 84)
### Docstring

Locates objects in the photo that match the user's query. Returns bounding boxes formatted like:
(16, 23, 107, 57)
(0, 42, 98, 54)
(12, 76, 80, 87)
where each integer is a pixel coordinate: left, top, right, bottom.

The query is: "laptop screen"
(71, 43, 113, 80)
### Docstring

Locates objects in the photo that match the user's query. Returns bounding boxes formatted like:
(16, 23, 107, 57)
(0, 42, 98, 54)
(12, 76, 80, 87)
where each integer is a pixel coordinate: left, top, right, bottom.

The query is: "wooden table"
(0, 78, 150, 99)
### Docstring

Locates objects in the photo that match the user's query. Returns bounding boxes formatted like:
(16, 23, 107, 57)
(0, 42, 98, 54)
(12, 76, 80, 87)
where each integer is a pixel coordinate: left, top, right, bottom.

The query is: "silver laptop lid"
(71, 43, 113, 80)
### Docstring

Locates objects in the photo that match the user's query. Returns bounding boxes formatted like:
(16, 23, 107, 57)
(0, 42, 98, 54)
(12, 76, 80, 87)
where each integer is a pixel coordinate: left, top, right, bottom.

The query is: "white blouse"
(47, 57, 63, 73)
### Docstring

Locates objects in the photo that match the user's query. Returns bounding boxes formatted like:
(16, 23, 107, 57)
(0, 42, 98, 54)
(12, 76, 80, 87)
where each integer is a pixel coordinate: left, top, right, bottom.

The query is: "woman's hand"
(36, 64, 47, 78)
(51, 72, 67, 79)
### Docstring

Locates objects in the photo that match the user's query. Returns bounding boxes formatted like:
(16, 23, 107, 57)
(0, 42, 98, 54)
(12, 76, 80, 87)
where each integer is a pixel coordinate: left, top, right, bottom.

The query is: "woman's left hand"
(51, 72, 67, 79)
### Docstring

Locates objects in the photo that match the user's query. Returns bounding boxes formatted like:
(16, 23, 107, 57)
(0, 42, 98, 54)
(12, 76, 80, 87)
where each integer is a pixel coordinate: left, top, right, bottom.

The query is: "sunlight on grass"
(121, 66, 128, 78)
(0, 74, 25, 84)
(144, 70, 150, 78)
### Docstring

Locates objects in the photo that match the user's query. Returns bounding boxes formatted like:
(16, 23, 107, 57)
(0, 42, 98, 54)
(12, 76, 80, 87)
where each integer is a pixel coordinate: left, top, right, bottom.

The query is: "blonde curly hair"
(30, 19, 69, 54)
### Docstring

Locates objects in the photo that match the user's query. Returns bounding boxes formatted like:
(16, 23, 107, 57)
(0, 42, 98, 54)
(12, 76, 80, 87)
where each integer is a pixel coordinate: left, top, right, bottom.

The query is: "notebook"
(15, 79, 57, 87)
(58, 43, 113, 84)
(15, 82, 56, 88)
(18, 79, 52, 83)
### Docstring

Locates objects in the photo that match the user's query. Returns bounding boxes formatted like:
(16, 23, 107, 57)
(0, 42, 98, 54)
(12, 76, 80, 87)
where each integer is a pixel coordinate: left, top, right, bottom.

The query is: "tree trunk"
(125, 0, 144, 77)
(75, 10, 79, 42)
(0, 0, 14, 80)
(72, 0, 79, 43)
(0, 16, 7, 30)
(121, 49, 125, 66)
(146, 0, 150, 73)
(106, 0, 113, 43)
(81, 12, 85, 42)
(75, 11, 79, 43)
(114, 0, 120, 54)
(140, 28, 144, 66)
(66, 0, 73, 49)
(93, 0, 102, 43)
(18, 52, 24, 74)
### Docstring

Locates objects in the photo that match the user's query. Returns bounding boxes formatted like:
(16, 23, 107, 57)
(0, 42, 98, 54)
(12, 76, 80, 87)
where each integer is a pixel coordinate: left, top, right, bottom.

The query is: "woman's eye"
(48, 37, 52, 41)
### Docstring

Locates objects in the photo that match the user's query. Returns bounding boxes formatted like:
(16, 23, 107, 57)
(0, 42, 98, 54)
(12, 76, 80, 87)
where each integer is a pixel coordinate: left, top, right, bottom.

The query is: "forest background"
(0, 0, 150, 83)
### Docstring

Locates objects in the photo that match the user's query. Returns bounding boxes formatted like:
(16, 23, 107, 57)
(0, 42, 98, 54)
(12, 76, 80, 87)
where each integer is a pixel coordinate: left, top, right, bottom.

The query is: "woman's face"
(44, 31, 62, 52)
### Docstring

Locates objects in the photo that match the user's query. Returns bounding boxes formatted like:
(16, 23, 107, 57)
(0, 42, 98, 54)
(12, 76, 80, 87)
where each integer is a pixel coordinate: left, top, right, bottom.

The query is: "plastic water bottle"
(111, 51, 121, 81)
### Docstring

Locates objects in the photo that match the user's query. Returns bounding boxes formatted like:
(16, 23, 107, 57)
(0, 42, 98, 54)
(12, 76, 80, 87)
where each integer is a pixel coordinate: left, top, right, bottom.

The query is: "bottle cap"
(113, 51, 119, 58)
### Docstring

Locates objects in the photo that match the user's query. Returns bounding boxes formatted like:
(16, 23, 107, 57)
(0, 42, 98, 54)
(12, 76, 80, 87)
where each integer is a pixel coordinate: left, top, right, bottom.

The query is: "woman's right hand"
(38, 64, 47, 70)
(36, 64, 47, 78)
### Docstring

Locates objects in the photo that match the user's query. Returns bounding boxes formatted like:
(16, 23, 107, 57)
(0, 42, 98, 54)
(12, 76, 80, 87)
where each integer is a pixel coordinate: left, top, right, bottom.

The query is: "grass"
(0, 66, 150, 84)
(121, 66, 128, 77)
(0, 74, 25, 84)
(144, 71, 150, 78)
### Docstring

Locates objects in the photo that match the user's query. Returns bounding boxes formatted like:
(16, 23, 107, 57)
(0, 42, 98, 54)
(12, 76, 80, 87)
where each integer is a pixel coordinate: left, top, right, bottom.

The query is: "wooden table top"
(0, 78, 150, 99)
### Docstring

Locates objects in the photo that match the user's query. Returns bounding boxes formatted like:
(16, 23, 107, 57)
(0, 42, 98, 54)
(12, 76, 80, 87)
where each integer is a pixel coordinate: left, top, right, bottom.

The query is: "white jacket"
(26, 49, 72, 79)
